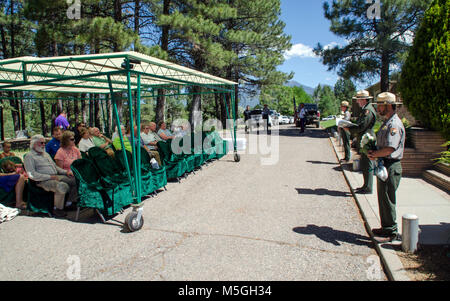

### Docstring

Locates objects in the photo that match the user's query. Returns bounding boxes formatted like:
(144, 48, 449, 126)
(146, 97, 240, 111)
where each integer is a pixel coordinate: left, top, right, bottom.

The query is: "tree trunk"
(94, 95, 101, 128)
(50, 102, 57, 133)
(74, 96, 79, 125)
(0, 98, 4, 140)
(106, 96, 113, 137)
(134, 0, 140, 35)
(155, 0, 170, 126)
(9, 92, 20, 133)
(20, 95, 25, 130)
(39, 100, 47, 136)
(156, 89, 165, 125)
(189, 86, 202, 131)
(80, 94, 87, 123)
(380, 51, 390, 93)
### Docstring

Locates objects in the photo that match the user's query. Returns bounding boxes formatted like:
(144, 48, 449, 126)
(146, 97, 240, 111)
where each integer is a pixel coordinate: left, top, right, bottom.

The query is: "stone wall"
(0, 138, 52, 151)
(401, 128, 446, 177)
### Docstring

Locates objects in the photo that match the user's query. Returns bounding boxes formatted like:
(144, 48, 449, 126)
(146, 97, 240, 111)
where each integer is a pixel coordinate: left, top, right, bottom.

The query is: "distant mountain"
(238, 81, 317, 109)
(286, 80, 315, 96)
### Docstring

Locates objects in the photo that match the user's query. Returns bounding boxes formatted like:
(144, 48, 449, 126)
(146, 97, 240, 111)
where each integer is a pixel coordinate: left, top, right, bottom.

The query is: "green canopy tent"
(0, 51, 239, 231)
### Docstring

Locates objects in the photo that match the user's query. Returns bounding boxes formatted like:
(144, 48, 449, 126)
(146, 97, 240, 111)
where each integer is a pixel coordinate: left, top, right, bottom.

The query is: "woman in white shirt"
(78, 128, 96, 153)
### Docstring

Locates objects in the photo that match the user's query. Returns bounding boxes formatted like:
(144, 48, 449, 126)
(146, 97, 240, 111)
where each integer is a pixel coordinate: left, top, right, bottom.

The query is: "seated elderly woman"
(0, 142, 16, 159)
(24, 135, 78, 217)
(157, 121, 175, 141)
(54, 131, 82, 172)
(78, 127, 96, 153)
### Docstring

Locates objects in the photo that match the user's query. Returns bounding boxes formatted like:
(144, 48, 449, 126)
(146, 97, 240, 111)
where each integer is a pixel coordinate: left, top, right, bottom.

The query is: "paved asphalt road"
(0, 125, 385, 281)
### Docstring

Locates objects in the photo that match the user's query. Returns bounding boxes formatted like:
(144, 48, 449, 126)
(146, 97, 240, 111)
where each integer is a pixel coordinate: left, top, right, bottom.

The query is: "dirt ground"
(396, 244, 450, 281)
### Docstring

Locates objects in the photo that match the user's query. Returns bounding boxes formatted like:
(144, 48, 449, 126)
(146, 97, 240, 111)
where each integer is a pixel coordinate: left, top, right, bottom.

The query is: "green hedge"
(399, 0, 449, 140)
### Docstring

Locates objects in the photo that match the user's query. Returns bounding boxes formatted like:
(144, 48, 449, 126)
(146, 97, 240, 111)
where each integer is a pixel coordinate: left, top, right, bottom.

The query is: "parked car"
(296, 104, 321, 128)
(249, 109, 272, 130)
(289, 116, 294, 124)
(279, 115, 290, 124)
(322, 115, 336, 121)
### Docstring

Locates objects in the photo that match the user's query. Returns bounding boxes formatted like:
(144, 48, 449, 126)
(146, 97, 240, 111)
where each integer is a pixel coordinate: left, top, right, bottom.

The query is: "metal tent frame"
(0, 51, 239, 231)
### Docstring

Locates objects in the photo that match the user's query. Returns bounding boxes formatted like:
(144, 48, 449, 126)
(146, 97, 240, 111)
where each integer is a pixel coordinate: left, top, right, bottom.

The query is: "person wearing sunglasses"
(24, 135, 78, 217)
(54, 131, 82, 172)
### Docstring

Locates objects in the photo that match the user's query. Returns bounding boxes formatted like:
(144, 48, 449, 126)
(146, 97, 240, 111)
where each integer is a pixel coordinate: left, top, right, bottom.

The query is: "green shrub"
(434, 141, 450, 165)
(399, 0, 449, 140)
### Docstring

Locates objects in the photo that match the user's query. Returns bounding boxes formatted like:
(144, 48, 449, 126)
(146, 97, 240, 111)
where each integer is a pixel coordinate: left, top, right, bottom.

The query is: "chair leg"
(96, 209, 107, 223)
(164, 186, 167, 191)
(75, 207, 80, 221)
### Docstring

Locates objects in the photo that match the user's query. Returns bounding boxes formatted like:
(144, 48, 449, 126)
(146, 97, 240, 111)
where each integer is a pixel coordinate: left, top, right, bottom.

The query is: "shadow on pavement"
(307, 160, 339, 165)
(296, 188, 352, 197)
(293, 224, 373, 247)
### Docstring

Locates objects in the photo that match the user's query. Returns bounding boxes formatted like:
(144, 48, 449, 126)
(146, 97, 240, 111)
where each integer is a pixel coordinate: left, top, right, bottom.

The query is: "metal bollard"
(402, 214, 419, 253)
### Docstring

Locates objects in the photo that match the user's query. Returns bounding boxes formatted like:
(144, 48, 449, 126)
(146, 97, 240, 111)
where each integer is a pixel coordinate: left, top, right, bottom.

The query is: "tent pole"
(230, 88, 237, 153)
(126, 70, 140, 204)
(107, 75, 134, 192)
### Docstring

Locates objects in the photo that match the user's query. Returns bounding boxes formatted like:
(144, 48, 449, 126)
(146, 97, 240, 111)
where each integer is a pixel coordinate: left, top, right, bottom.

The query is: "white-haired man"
(24, 135, 77, 217)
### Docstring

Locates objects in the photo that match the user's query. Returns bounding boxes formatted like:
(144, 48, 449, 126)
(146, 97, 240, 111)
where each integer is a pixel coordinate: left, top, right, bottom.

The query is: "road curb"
(327, 133, 411, 281)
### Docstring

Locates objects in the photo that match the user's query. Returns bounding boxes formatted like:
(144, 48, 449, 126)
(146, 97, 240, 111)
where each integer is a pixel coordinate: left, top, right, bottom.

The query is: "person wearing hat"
(339, 101, 352, 162)
(343, 90, 377, 194)
(367, 92, 405, 243)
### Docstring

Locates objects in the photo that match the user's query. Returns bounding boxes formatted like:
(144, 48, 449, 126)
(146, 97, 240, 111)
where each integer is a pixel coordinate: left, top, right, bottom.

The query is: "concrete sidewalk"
(329, 134, 450, 280)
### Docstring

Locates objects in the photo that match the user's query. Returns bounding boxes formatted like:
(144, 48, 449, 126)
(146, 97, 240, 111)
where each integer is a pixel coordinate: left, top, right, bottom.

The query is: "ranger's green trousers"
(377, 161, 402, 235)
(360, 153, 374, 192)
(340, 129, 351, 160)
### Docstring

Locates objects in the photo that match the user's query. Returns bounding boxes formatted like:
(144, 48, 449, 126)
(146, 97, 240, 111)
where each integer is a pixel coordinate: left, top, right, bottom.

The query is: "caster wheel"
(125, 211, 144, 232)
(234, 153, 240, 162)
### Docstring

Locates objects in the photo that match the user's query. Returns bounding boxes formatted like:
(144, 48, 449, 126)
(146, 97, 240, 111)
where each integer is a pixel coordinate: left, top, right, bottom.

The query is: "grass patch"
(320, 119, 337, 130)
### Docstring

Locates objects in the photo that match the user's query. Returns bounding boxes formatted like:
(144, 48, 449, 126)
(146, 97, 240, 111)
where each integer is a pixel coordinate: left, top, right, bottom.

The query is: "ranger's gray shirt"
(376, 113, 405, 160)
(24, 149, 67, 182)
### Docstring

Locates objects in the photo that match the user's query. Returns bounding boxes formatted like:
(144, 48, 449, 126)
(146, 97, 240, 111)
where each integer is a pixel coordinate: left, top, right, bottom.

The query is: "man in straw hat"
(342, 90, 377, 194)
(367, 92, 405, 243)
(339, 101, 352, 162)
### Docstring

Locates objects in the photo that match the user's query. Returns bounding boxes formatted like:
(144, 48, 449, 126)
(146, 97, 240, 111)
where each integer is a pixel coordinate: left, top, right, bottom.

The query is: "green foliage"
(334, 78, 356, 105)
(399, 0, 449, 140)
(260, 85, 311, 116)
(315, 85, 338, 117)
(315, 0, 432, 89)
(434, 142, 450, 165)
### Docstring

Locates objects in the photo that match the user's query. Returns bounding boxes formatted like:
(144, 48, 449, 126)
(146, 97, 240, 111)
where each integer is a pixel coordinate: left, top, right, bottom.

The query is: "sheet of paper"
(336, 118, 357, 128)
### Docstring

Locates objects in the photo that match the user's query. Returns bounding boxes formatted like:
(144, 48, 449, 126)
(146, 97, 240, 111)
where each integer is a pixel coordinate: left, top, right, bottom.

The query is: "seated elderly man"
(90, 127, 114, 157)
(141, 122, 162, 166)
(24, 135, 78, 218)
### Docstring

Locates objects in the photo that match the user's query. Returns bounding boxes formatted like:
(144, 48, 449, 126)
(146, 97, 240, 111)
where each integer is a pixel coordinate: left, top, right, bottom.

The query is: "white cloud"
(283, 42, 341, 60)
(283, 43, 317, 60)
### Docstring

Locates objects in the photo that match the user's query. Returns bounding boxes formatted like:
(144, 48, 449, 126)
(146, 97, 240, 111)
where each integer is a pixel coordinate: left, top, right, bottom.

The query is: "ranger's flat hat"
(341, 101, 350, 107)
(352, 90, 373, 100)
(376, 92, 402, 105)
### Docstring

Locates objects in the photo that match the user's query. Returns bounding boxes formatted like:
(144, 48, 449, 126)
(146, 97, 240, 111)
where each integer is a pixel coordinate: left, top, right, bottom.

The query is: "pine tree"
(314, 0, 432, 92)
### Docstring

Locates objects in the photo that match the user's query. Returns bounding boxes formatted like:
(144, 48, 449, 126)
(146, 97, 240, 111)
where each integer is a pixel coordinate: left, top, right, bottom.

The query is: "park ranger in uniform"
(368, 92, 405, 243)
(339, 101, 352, 162)
(343, 90, 377, 194)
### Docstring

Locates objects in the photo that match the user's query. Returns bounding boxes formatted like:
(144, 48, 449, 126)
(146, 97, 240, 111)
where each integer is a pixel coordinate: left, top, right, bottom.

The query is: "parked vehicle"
(249, 109, 272, 130)
(322, 115, 336, 121)
(289, 116, 294, 124)
(295, 103, 321, 128)
(279, 115, 290, 124)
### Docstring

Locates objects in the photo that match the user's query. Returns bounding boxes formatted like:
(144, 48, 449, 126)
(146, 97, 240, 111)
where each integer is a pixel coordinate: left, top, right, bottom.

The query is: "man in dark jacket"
(244, 105, 251, 134)
(345, 90, 377, 194)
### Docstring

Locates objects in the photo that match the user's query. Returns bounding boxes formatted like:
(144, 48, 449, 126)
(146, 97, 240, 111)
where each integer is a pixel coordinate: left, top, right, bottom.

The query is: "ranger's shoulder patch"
(390, 128, 398, 136)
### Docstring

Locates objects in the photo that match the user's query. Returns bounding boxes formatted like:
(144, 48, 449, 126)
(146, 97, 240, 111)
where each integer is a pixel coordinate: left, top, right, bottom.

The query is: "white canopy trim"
(0, 51, 237, 93)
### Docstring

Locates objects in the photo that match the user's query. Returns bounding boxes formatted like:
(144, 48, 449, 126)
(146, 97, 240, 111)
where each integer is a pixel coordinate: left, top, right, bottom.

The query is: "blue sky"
(278, 0, 372, 90)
